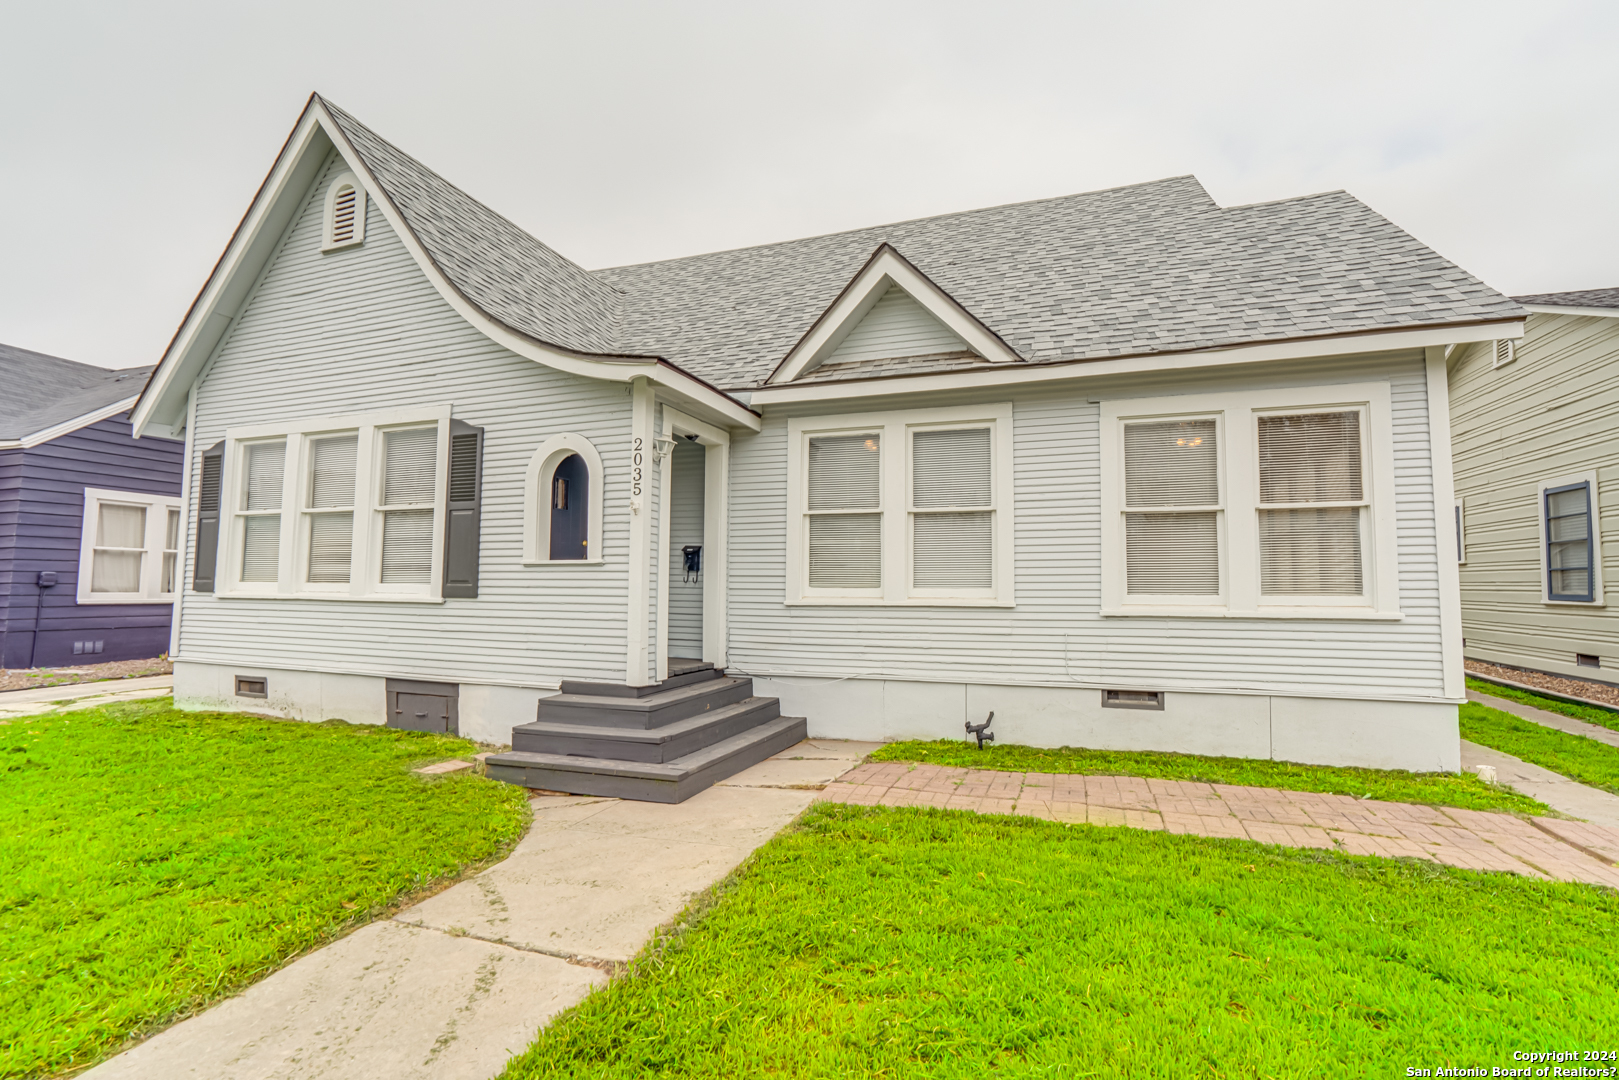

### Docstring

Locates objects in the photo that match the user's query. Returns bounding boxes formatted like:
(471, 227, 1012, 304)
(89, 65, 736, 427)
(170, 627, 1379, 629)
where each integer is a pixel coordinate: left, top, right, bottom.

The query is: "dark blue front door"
(550, 454, 589, 560)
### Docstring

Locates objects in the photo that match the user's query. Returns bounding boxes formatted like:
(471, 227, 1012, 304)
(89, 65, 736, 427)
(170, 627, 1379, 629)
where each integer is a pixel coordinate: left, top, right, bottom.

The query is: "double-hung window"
(1541, 476, 1603, 604)
(75, 488, 184, 604)
(1101, 384, 1397, 617)
(218, 407, 452, 600)
(789, 404, 1013, 605)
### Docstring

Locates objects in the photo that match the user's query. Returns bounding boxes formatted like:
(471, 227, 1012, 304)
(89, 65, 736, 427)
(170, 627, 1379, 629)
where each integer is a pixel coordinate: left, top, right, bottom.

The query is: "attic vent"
(1493, 339, 1515, 368)
(322, 173, 367, 251)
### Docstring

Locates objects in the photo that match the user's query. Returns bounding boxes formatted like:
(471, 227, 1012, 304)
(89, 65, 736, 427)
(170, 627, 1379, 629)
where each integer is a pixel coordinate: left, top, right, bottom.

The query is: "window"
(217, 407, 453, 600)
(1100, 384, 1398, 618)
(322, 173, 367, 251)
(1455, 499, 1466, 564)
(1493, 339, 1516, 368)
(786, 404, 1013, 605)
(1542, 477, 1602, 604)
(75, 488, 184, 603)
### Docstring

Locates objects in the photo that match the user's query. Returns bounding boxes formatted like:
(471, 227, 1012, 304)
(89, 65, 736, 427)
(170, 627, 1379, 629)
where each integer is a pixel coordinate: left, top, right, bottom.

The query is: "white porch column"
(1426, 345, 1465, 701)
(625, 377, 656, 686)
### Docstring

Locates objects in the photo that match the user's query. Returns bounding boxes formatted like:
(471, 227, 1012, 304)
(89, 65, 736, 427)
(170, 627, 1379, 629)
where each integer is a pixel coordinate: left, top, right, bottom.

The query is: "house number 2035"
(631, 437, 643, 497)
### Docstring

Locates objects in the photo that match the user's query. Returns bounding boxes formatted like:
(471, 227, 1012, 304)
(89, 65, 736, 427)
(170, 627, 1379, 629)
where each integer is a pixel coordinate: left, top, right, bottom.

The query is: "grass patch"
(501, 803, 1619, 1077)
(1467, 676, 1619, 732)
(1461, 702, 1619, 796)
(0, 698, 530, 1079)
(871, 739, 1546, 814)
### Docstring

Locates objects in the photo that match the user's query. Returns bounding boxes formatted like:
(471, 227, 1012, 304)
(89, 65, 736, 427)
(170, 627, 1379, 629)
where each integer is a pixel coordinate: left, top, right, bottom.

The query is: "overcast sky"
(3, 0, 1615, 369)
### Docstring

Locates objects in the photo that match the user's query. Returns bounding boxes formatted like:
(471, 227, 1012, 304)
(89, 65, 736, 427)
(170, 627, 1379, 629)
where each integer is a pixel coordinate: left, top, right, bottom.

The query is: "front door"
(550, 453, 590, 560)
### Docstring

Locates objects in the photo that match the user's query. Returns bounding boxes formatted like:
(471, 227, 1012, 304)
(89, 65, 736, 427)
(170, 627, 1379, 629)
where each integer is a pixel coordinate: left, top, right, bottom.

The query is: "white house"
(132, 95, 1526, 797)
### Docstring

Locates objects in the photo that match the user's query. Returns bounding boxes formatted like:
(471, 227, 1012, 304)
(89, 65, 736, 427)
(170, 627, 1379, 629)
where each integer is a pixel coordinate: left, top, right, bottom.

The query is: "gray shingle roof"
(0, 342, 149, 441)
(324, 98, 1525, 394)
(1513, 287, 1619, 310)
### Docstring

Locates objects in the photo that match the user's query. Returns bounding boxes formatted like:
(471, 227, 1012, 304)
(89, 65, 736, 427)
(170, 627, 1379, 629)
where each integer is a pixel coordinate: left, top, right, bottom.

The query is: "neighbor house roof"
(1513, 287, 1619, 310)
(0, 342, 150, 443)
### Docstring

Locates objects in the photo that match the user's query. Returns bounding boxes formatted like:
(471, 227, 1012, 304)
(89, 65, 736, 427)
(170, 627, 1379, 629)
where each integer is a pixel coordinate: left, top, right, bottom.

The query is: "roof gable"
(824, 284, 971, 366)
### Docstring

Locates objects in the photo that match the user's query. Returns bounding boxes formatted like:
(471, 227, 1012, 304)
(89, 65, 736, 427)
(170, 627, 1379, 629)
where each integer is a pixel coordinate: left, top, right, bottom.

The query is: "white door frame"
(655, 405, 730, 683)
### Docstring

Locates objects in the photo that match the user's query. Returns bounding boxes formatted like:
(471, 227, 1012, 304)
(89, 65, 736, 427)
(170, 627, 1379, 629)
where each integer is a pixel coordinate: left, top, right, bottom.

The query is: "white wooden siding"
(824, 284, 971, 365)
(1451, 313, 1619, 678)
(730, 351, 1448, 702)
(666, 440, 705, 658)
(177, 149, 635, 688)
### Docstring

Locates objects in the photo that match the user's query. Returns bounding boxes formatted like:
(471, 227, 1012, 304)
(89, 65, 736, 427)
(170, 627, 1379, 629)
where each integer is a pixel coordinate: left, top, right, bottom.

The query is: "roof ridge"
(1220, 189, 1353, 211)
(590, 174, 1213, 274)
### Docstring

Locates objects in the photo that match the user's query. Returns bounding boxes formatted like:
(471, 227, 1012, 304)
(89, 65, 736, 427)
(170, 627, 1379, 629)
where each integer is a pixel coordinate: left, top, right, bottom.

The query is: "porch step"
(512, 695, 782, 763)
(486, 715, 808, 804)
(537, 675, 754, 730)
(560, 661, 718, 699)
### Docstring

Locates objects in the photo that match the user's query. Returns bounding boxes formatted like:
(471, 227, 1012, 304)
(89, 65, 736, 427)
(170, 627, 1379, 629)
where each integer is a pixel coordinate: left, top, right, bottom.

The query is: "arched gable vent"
(322, 172, 367, 252)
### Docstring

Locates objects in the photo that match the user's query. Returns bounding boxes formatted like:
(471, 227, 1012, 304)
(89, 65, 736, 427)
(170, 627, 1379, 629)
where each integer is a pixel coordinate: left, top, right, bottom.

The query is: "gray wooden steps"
(486, 663, 805, 802)
(486, 715, 807, 804)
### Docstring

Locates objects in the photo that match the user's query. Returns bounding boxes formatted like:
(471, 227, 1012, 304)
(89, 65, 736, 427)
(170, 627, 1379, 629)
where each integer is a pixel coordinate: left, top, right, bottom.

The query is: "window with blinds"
(1256, 411, 1366, 596)
(806, 433, 881, 589)
(380, 427, 437, 584)
(911, 427, 992, 590)
(305, 434, 357, 583)
(1545, 481, 1595, 602)
(1122, 418, 1220, 595)
(240, 441, 286, 583)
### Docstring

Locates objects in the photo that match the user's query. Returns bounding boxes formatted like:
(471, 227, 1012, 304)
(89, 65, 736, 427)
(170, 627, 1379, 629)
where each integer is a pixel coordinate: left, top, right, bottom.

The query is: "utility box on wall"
(385, 678, 460, 735)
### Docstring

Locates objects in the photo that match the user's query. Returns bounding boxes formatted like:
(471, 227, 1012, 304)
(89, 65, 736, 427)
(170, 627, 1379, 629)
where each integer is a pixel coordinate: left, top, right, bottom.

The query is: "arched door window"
(549, 453, 590, 560)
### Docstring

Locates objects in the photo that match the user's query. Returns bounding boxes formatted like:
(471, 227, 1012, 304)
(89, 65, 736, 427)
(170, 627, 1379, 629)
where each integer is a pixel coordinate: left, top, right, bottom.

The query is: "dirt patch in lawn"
(0, 656, 173, 693)
(1467, 659, 1619, 709)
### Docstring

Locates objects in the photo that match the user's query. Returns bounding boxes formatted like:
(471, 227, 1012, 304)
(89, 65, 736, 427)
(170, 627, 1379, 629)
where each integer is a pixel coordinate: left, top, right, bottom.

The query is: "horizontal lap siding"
(178, 150, 631, 687)
(1451, 313, 1619, 676)
(729, 352, 1447, 701)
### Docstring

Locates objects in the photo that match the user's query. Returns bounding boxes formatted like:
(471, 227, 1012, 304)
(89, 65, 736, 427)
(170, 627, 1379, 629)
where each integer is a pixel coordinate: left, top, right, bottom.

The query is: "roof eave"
(1523, 304, 1619, 319)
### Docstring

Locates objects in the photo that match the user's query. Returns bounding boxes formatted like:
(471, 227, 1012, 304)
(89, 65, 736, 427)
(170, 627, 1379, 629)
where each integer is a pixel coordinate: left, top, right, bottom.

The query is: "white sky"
(2, 0, 1615, 369)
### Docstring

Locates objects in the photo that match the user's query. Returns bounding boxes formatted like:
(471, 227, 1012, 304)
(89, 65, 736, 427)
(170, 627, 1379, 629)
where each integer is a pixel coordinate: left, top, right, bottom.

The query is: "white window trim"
(785, 402, 1014, 607)
(523, 433, 606, 565)
(1100, 382, 1400, 619)
(321, 172, 367, 252)
(75, 487, 184, 604)
(216, 406, 450, 602)
(1538, 471, 1604, 607)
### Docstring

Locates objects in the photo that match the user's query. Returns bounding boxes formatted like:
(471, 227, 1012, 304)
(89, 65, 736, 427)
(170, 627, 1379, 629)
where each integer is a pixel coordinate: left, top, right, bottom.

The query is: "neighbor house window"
(1100, 384, 1397, 617)
(1543, 478, 1600, 604)
(787, 403, 1013, 605)
(217, 408, 452, 599)
(75, 488, 184, 604)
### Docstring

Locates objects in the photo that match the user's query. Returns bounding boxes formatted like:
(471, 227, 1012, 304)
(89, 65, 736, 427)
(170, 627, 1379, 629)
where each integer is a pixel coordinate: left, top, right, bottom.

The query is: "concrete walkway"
(1461, 689, 1619, 829)
(820, 762, 1619, 889)
(0, 674, 173, 719)
(1467, 688, 1619, 748)
(81, 738, 877, 1080)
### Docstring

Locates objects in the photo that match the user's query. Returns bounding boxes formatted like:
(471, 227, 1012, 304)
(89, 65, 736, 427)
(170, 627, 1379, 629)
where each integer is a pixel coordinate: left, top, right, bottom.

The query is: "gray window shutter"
(192, 440, 224, 592)
(442, 420, 484, 598)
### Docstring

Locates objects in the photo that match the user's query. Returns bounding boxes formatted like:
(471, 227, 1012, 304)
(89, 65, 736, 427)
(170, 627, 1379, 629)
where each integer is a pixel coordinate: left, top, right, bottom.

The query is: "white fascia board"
(7, 396, 143, 449)
(134, 99, 758, 437)
(311, 104, 760, 433)
(1523, 304, 1619, 319)
(133, 106, 336, 437)
(769, 245, 1022, 385)
(748, 319, 1526, 406)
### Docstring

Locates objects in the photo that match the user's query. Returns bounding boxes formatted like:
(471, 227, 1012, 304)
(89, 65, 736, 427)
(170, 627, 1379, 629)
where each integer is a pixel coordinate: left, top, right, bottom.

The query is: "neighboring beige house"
(1450, 287, 1619, 683)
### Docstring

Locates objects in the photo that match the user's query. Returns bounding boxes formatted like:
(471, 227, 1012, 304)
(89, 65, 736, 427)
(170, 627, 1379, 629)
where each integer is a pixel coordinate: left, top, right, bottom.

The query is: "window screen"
(1122, 419, 1219, 595)
(241, 441, 285, 582)
(1256, 411, 1365, 596)
(807, 433, 881, 589)
(1546, 482, 1594, 602)
(380, 427, 437, 583)
(912, 427, 992, 589)
(307, 435, 357, 583)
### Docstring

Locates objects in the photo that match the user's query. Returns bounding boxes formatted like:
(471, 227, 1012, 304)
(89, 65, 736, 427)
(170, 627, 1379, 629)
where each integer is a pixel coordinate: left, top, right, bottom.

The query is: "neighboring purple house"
(0, 343, 184, 669)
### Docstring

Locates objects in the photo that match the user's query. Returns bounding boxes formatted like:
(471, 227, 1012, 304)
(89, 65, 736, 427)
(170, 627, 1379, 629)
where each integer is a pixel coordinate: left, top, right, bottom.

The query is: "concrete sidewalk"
(0, 674, 173, 719)
(820, 761, 1619, 889)
(82, 738, 877, 1080)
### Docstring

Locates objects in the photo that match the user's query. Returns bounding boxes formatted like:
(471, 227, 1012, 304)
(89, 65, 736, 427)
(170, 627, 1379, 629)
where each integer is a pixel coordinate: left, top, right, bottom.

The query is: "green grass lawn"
(1461, 701, 1619, 796)
(871, 739, 1546, 814)
(500, 803, 1619, 1078)
(1467, 675, 1619, 732)
(0, 698, 530, 1079)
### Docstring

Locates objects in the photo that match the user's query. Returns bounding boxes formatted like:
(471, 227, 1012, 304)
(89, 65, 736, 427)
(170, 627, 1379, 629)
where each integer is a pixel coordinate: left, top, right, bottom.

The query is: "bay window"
(788, 403, 1013, 606)
(76, 488, 184, 604)
(1101, 384, 1398, 618)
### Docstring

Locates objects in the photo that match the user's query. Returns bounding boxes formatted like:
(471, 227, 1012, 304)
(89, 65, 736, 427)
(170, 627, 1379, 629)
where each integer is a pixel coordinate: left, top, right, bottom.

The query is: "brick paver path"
(821, 762, 1619, 890)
